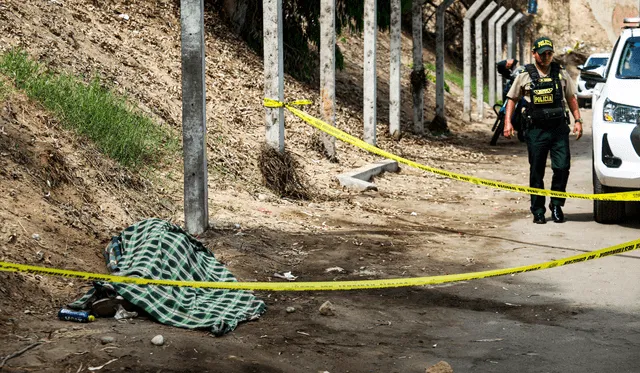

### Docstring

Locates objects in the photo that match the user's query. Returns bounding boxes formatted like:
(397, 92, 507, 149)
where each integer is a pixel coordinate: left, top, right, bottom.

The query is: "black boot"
(549, 204, 565, 223)
(533, 212, 546, 224)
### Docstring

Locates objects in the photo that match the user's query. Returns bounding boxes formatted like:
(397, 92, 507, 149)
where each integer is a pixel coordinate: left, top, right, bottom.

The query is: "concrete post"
(507, 13, 524, 59)
(463, 0, 487, 122)
(474, 2, 497, 120)
(488, 6, 506, 109)
(434, 0, 456, 126)
(263, 0, 284, 152)
(320, 0, 336, 158)
(519, 16, 532, 64)
(180, 0, 208, 235)
(495, 9, 515, 101)
(363, 0, 377, 145)
(412, 0, 424, 135)
(389, 0, 402, 139)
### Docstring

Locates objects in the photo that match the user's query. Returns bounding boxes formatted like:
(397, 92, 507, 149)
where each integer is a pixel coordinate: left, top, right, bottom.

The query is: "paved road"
(429, 109, 640, 372)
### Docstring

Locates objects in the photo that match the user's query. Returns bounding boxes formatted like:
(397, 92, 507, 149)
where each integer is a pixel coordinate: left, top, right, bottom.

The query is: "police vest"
(525, 62, 566, 124)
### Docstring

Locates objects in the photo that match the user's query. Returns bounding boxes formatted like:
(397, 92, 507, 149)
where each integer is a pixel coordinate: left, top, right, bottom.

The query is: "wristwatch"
(575, 118, 584, 124)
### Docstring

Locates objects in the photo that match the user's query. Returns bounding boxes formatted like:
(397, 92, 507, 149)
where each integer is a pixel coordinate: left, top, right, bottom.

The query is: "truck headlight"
(603, 98, 640, 124)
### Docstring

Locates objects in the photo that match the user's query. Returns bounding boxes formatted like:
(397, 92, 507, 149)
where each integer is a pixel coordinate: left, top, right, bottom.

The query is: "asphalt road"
(429, 109, 640, 372)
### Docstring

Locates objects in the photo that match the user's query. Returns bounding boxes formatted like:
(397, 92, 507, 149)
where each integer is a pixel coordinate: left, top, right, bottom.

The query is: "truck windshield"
(617, 38, 640, 79)
(586, 57, 608, 67)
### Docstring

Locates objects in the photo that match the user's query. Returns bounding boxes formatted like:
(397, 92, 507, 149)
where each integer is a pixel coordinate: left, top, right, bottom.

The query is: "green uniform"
(506, 63, 576, 215)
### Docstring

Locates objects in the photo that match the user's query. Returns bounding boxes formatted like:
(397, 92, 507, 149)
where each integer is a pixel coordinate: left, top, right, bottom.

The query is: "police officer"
(504, 37, 583, 224)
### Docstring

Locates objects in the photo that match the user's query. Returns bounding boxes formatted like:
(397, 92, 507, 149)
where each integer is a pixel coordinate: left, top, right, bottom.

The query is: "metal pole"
(434, 0, 456, 126)
(363, 0, 377, 145)
(487, 6, 506, 109)
(389, 0, 402, 138)
(474, 2, 498, 120)
(495, 9, 515, 102)
(263, 0, 284, 152)
(320, 0, 336, 159)
(180, 0, 208, 235)
(463, 0, 486, 122)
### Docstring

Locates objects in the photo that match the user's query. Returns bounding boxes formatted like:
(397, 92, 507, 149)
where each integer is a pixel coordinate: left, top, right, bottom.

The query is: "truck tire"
(593, 168, 625, 224)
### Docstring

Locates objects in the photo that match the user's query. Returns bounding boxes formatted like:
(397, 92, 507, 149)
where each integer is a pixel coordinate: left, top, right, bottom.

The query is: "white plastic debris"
(324, 267, 345, 273)
(114, 305, 138, 320)
(118, 14, 130, 21)
(88, 358, 118, 371)
(273, 271, 297, 281)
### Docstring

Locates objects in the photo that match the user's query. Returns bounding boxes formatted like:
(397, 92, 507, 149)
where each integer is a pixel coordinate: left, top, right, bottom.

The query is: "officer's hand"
(504, 122, 515, 138)
(573, 122, 583, 140)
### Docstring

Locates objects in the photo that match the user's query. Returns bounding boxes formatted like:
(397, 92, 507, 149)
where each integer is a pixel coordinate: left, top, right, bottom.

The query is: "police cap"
(532, 37, 554, 54)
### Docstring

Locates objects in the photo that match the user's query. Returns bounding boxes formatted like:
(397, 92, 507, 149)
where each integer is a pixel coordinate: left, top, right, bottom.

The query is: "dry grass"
(258, 145, 311, 200)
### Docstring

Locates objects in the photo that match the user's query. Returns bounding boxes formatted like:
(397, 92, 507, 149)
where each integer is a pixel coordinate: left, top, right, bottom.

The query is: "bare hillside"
(0, 0, 617, 372)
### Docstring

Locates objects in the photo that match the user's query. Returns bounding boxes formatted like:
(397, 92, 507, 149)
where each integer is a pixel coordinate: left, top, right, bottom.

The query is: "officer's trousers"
(525, 124, 571, 214)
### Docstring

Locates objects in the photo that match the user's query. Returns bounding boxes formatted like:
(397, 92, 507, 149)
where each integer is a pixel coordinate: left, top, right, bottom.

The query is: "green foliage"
(0, 49, 176, 167)
(222, 0, 412, 83)
(424, 63, 450, 93)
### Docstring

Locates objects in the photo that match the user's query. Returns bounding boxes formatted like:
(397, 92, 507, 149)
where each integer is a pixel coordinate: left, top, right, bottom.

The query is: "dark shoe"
(550, 205, 565, 223)
(533, 212, 546, 224)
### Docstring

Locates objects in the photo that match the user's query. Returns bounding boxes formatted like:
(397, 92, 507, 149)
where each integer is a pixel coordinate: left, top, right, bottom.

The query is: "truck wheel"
(593, 168, 625, 224)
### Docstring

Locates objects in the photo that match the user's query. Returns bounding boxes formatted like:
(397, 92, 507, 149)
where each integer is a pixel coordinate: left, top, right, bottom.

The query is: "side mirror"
(581, 67, 607, 83)
(577, 64, 584, 71)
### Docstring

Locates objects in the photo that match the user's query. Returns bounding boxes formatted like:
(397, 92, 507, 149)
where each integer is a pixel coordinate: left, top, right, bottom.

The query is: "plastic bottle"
(58, 308, 95, 323)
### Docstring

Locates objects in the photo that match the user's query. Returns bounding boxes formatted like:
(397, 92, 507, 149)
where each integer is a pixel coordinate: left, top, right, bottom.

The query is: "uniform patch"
(533, 94, 554, 104)
(534, 88, 553, 95)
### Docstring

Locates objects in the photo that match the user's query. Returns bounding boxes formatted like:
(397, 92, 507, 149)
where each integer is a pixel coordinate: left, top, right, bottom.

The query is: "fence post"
(263, 0, 284, 152)
(412, 0, 424, 135)
(507, 13, 524, 59)
(463, 0, 487, 122)
(363, 0, 377, 145)
(519, 16, 532, 64)
(180, 0, 208, 235)
(495, 9, 515, 101)
(474, 2, 498, 120)
(320, 0, 336, 158)
(487, 6, 506, 109)
(389, 0, 402, 138)
(434, 0, 456, 127)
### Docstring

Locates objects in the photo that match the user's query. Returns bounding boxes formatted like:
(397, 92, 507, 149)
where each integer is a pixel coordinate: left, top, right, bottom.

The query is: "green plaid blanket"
(70, 218, 266, 335)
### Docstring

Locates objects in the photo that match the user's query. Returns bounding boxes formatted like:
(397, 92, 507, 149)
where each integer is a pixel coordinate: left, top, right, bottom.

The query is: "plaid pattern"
(70, 218, 266, 335)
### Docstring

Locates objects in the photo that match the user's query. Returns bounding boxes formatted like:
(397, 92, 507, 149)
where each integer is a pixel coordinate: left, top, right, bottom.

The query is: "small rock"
(58, 328, 68, 333)
(101, 336, 115, 344)
(318, 301, 334, 316)
(151, 335, 164, 346)
(286, 307, 296, 313)
(425, 361, 453, 373)
(24, 310, 33, 315)
(257, 193, 268, 201)
(32, 234, 41, 241)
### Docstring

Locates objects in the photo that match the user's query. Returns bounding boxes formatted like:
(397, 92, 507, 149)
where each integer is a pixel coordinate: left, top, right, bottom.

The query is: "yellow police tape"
(1, 238, 639, 291)
(264, 98, 640, 202)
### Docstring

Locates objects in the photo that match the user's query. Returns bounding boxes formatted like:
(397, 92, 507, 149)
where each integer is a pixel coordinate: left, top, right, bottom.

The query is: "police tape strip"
(263, 99, 640, 202)
(1, 238, 639, 291)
